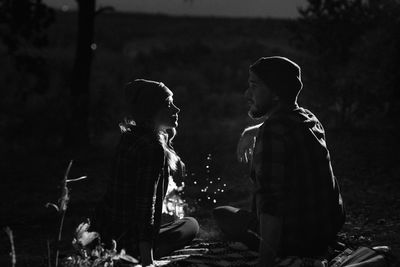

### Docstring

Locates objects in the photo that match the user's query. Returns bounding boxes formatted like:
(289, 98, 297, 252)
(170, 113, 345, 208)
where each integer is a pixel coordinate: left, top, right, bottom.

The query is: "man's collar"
(265, 102, 299, 120)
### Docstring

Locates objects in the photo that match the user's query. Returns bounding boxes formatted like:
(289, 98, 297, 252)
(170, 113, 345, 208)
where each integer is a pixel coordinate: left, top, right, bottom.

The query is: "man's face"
(245, 70, 278, 119)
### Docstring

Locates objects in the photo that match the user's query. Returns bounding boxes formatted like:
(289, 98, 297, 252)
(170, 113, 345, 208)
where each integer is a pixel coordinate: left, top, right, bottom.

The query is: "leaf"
(45, 202, 59, 212)
(64, 160, 74, 181)
(111, 239, 117, 252)
(79, 231, 100, 247)
(75, 221, 90, 236)
(118, 253, 138, 264)
(66, 175, 87, 183)
(74, 219, 99, 247)
(58, 186, 70, 212)
(112, 249, 138, 264)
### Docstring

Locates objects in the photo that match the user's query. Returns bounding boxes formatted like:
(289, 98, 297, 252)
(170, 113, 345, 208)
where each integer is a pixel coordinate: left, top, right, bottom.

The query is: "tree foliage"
(0, 0, 54, 95)
(298, 0, 400, 128)
(0, 0, 54, 53)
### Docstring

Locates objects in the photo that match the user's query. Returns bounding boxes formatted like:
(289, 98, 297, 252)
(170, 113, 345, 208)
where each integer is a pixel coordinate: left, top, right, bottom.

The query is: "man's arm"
(258, 214, 282, 267)
(237, 123, 263, 163)
(255, 130, 286, 266)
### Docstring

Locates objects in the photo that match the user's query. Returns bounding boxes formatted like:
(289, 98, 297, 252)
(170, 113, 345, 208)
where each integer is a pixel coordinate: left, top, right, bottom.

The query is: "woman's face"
(154, 96, 180, 130)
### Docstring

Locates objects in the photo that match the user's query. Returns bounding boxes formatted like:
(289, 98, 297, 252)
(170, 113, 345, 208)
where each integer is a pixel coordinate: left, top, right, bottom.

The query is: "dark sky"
(45, 0, 306, 18)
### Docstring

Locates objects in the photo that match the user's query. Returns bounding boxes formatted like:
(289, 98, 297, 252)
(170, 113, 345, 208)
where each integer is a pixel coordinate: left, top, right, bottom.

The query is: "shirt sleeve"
(255, 129, 286, 217)
(134, 142, 165, 241)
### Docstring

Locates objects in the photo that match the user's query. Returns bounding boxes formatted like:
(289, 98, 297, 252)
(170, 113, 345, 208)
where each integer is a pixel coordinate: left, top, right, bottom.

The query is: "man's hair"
(250, 56, 303, 103)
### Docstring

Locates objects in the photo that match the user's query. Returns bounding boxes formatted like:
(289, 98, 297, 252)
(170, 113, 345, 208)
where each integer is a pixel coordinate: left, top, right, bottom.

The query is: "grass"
(3, 227, 16, 267)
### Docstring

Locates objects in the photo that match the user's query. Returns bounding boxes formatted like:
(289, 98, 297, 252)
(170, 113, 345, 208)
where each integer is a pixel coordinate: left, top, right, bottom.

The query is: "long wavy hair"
(159, 128, 183, 173)
(119, 119, 182, 173)
(120, 79, 182, 173)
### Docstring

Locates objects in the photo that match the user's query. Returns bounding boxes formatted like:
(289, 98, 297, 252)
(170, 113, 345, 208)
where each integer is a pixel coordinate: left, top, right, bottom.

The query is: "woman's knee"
(181, 216, 199, 239)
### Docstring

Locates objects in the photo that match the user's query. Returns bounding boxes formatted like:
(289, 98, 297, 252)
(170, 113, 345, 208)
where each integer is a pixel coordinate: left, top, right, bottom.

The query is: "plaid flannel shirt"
(95, 125, 168, 253)
(251, 104, 345, 256)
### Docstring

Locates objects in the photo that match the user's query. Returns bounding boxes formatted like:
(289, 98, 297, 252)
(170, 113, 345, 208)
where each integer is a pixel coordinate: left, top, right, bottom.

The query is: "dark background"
(0, 0, 399, 265)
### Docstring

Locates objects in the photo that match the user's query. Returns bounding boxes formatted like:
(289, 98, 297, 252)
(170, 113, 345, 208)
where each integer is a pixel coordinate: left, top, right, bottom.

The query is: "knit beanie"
(125, 79, 173, 123)
(249, 56, 303, 102)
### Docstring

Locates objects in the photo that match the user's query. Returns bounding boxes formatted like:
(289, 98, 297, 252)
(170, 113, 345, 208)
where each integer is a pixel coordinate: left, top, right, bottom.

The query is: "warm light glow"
(163, 176, 186, 219)
(61, 5, 69, 12)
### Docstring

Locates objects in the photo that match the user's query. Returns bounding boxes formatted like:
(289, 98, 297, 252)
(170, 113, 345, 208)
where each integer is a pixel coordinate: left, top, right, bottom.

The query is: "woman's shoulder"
(120, 128, 164, 156)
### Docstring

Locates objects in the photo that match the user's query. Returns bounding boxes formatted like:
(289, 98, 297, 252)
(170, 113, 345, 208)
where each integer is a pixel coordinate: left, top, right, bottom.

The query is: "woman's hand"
(237, 124, 262, 163)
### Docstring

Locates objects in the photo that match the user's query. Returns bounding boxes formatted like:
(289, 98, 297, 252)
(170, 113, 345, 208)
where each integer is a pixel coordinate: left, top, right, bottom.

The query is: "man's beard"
(248, 105, 268, 119)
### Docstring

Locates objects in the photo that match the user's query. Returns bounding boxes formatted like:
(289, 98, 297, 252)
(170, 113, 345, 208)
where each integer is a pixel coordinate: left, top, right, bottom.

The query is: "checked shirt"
(251, 104, 345, 256)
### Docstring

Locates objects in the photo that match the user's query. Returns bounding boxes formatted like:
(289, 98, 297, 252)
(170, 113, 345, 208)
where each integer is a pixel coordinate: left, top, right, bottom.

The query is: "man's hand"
(237, 123, 262, 163)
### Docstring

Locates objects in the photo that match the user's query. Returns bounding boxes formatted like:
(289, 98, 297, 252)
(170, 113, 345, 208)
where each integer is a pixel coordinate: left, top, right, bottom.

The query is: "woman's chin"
(162, 121, 178, 129)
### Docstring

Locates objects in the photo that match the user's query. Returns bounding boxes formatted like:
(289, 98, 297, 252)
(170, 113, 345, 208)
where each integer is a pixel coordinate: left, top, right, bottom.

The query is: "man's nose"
(244, 88, 250, 98)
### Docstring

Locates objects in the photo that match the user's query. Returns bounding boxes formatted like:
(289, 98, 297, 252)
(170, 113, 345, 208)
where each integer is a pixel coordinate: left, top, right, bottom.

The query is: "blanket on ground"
(157, 241, 259, 267)
(150, 240, 327, 267)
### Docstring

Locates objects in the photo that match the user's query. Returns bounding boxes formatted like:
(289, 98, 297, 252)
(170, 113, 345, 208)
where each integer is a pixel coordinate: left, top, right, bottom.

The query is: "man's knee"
(213, 206, 240, 234)
(213, 205, 238, 218)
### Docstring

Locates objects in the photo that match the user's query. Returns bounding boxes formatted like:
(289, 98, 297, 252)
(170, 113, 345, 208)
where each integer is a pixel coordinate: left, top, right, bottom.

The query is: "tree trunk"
(64, 0, 95, 148)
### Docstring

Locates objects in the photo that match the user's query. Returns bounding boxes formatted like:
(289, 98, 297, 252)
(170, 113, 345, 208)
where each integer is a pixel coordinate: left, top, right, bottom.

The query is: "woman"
(94, 79, 199, 266)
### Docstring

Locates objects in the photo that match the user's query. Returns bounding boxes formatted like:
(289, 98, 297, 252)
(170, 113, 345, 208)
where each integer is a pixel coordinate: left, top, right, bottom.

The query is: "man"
(213, 56, 345, 267)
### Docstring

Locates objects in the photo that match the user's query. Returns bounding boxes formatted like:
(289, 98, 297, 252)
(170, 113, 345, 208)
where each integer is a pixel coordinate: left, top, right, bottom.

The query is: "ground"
(0, 129, 399, 266)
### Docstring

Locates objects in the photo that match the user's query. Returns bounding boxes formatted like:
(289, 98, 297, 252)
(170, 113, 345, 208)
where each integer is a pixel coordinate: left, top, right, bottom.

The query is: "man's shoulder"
(260, 119, 290, 137)
(260, 110, 300, 136)
(260, 107, 322, 138)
